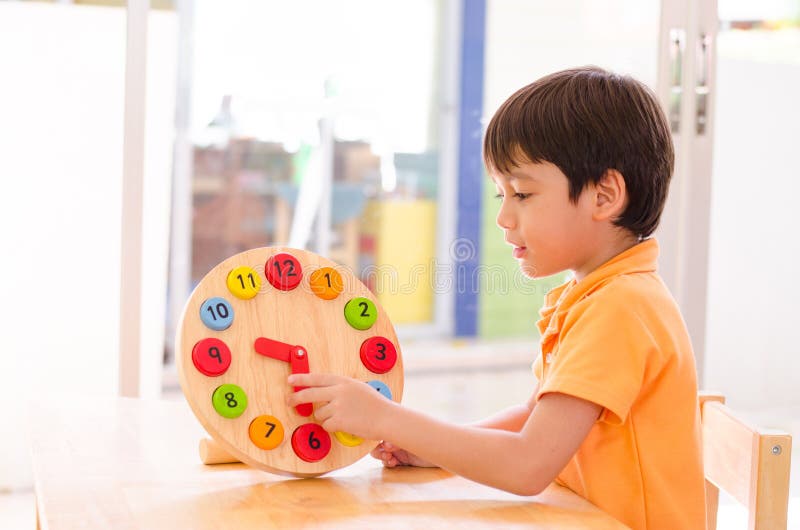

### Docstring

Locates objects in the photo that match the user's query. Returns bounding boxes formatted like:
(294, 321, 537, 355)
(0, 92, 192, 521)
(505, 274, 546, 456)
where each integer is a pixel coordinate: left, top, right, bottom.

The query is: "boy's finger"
(288, 373, 342, 387)
(313, 402, 333, 422)
(288, 386, 331, 406)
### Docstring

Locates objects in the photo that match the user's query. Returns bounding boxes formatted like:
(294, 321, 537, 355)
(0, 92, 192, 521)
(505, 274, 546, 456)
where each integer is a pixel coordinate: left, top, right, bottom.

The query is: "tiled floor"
(5, 338, 798, 529)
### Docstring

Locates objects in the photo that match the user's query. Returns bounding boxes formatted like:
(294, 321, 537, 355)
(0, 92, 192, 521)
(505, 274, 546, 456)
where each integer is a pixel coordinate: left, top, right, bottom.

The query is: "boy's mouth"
(513, 246, 527, 259)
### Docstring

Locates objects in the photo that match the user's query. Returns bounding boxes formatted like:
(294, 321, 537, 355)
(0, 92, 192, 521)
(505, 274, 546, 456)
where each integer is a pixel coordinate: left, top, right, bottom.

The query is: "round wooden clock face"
(176, 247, 403, 477)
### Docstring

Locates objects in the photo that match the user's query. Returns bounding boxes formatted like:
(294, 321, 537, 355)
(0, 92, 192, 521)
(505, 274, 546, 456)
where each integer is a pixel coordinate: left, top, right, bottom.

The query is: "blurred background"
(0, 0, 798, 527)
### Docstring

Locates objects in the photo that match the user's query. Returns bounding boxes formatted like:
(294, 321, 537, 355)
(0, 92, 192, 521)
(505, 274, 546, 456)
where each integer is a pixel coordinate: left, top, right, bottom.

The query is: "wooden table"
(30, 397, 629, 529)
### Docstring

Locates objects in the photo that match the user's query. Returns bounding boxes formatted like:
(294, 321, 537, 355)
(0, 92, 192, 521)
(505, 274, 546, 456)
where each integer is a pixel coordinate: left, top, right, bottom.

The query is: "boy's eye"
(494, 193, 531, 200)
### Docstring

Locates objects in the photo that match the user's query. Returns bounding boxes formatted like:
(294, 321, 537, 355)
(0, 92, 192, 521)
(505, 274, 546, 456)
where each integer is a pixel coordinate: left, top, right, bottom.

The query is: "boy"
(289, 66, 706, 530)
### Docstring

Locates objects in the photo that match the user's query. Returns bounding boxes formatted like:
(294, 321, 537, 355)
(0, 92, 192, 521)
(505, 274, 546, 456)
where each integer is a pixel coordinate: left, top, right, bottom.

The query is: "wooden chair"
(700, 392, 793, 530)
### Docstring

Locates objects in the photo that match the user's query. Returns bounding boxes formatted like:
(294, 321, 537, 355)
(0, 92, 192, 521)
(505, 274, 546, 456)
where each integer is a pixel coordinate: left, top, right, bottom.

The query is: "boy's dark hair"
(483, 66, 673, 239)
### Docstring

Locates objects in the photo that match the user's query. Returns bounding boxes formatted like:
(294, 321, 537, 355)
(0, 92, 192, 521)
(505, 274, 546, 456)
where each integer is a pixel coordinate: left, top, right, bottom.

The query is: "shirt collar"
(536, 238, 660, 347)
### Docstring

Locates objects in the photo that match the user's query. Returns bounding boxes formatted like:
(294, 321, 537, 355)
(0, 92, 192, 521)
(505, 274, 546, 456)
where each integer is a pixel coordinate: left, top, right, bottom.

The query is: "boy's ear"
(592, 169, 628, 221)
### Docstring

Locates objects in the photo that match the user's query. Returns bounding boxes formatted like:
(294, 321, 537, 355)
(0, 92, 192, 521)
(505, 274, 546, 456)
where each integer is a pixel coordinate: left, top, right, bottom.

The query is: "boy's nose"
(496, 204, 516, 230)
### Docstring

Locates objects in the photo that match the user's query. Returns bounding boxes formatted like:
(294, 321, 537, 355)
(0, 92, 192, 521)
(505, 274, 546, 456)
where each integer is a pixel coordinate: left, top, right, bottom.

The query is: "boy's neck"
(572, 231, 641, 282)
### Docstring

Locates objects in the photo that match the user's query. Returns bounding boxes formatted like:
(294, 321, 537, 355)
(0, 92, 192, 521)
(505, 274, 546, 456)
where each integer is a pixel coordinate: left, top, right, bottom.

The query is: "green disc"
(212, 384, 248, 418)
(344, 297, 378, 330)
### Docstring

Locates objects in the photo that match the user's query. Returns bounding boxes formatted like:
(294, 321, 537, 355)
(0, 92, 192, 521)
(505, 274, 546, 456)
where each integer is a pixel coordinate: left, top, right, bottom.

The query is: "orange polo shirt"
(533, 238, 706, 530)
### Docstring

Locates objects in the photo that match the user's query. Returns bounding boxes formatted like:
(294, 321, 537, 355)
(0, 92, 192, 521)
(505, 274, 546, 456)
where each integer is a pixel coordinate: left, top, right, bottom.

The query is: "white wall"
(484, 0, 661, 112)
(0, 3, 175, 489)
(704, 29, 800, 411)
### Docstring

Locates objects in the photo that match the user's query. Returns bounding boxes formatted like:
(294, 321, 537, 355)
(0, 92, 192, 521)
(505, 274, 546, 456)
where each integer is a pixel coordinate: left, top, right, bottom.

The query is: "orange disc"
(310, 267, 344, 300)
(248, 415, 284, 450)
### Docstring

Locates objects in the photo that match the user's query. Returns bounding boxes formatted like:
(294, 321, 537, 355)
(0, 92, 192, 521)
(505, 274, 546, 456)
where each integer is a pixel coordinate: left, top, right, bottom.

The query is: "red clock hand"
(254, 338, 313, 417)
(288, 346, 312, 417)
(254, 337, 292, 362)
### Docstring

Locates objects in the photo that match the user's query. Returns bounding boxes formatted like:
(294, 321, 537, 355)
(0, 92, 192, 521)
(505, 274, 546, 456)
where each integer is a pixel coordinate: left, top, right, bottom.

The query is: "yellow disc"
(333, 431, 363, 447)
(310, 267, 344, 300)
(226, 266, 261, 299)
(249, 415, 285, 450)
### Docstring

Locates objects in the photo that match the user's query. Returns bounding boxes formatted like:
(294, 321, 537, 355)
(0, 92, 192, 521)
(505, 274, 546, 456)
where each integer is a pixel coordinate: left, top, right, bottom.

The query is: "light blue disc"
(366, 380, 392, 400)
(200, 297, 234, 331)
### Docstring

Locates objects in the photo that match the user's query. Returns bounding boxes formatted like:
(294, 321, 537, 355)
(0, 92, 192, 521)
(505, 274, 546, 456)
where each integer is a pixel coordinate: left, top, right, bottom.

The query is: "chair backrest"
(699, 392, 792, 530)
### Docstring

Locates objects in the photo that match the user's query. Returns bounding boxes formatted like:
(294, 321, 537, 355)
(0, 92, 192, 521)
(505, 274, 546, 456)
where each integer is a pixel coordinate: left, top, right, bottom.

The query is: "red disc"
(265, 253, 303, 291)
(291, 423, 331, 462)
(359, 336, 397, 374)
(191, 338, 232, 376)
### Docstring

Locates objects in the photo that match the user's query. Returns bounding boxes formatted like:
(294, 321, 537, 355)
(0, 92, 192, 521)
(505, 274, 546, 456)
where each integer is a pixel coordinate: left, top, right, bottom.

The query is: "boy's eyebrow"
(508, 171, 535, 182)
(490, 170, 535, 183)
(490, 168, 539, 184)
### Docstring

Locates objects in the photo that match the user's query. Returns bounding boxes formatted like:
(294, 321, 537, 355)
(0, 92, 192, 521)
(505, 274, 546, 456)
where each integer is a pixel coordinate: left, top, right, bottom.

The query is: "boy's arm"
(289, 374, 599, 496)
(373, 383, 540, 468)
(380, 390, 600, 495)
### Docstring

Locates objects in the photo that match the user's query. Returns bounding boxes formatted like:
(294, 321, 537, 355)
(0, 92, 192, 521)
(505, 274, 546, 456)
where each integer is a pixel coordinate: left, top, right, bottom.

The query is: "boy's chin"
(519, 261, 566, 280)
(518, 263, 539, 279)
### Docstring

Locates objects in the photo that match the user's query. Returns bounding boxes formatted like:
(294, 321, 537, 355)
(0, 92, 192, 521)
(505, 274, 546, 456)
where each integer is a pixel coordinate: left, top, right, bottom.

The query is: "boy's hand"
(370, 441, 436, 468)
(287, 373, 394, 440)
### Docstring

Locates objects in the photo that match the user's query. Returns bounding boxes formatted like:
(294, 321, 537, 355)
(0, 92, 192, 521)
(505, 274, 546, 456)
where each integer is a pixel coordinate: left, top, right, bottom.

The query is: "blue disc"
(366, 380, 392, 401)
(200, 297, 234, 331)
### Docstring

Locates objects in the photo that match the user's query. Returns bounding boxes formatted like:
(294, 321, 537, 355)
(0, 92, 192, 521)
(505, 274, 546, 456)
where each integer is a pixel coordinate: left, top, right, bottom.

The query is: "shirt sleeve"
(532, 355, 543, 380)
(536, 288, 659, 425)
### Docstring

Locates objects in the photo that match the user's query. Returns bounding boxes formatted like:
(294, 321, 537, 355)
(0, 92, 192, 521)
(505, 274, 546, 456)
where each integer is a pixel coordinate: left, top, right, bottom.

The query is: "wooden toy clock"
(176, 246, 403, 477)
